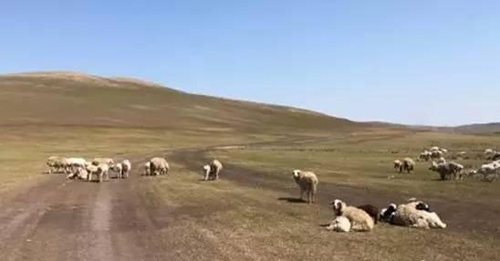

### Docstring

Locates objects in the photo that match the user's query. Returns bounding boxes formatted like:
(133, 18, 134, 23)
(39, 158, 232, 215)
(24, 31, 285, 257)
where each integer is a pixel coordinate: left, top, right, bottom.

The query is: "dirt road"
(1, 146, 499, 261)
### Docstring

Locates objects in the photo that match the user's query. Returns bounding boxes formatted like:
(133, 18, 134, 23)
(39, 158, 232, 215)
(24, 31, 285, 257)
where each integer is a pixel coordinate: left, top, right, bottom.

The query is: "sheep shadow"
(277, 197, 307, 204)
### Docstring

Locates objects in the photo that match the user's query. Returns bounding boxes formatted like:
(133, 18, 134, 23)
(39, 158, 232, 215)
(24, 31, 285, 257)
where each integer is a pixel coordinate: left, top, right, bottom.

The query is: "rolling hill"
(0, 72, 360, 134)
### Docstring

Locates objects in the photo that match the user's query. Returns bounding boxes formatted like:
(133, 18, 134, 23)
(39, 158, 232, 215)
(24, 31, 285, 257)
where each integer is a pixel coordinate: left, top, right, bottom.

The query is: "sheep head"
(330, 199, 346, 216)
(292, 169, 302, 178)
(415, 202, 431, 212)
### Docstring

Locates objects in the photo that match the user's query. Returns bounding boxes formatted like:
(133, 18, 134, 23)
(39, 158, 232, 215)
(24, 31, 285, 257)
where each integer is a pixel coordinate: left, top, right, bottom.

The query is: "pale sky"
(1, 0, 499, 126)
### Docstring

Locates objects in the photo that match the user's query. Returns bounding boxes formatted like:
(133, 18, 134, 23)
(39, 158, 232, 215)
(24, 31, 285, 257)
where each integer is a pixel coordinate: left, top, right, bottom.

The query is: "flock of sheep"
(46, 145, 498, 234)
(393, 146, 500, 182)
(291, 169, 446, 233)
(46, 156, 224, 183)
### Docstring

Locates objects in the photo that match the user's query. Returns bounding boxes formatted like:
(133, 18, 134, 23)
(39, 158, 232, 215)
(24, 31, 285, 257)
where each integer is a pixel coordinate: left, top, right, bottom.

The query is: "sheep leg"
(215, 169, 219, 180)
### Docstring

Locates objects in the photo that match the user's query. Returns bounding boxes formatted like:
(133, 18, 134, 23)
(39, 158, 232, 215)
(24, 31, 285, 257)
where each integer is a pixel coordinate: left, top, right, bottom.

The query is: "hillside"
(0, 72, 360, 134)
(453, 123, 500, 134)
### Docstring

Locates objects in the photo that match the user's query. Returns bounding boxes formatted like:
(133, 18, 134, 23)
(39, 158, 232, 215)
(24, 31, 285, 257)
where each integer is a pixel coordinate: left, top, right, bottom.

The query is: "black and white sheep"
(390, 201, 446, 229)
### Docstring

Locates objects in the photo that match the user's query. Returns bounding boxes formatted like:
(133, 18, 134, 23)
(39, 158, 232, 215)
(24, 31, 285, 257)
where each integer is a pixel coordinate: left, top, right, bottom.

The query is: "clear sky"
(1, 0, 499, 126)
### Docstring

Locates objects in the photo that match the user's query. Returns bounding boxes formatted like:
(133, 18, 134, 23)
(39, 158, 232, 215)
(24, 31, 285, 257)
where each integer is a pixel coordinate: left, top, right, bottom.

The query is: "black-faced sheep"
(331, 199, 374, 232)
(203, 159, 223, 181)
(292, 170, 318, 204)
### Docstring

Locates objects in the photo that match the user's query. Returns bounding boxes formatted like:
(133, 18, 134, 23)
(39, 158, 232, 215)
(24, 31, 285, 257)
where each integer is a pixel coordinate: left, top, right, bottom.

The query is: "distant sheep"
(331, 199, 374, 232)
(292, 169, 318, 204)
(87, 163, 109, 182)
(149, 157, 169, 176)
(46, 156, 69, 174)
(400, 158, 415, 174)
(92, 158, 114, 166)
(393, 160, 402, 172)
(203, 159, 223, 181)
(429, 161, 462, 180)
(144, 162, 151, 176)
(430, 150, 443, 159)
(121, 159, 131, 178)
(419, 151, 432, 161)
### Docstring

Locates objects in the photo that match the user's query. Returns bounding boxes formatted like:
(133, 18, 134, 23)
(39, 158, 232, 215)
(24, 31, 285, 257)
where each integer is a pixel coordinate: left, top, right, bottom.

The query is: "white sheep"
(203, 159, 223, 181)
(393, 160, 402, 172)
(121, 159, 131, 178)
(149, 157, 169, 176)
(331, 199, 374, 232)
(429, 161, 460, 180)
(400, 158, 415, 174)
(326, 216, 351, 232)
(418, 151, 432, 161)
(92, 158, 114, 166)
(113, 163, 123, 178)
(87, 163, 109, 182)
(292, 170, 319, 204)
(391, 201, 446, 229)
(144, 162, 151, 176)
(46, 156, 69, 174)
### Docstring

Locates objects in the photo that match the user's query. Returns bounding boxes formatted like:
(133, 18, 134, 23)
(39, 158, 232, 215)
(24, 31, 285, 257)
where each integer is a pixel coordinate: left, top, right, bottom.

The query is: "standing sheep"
(144, 162, 151, 176)
(292, 170, 319, 204)
(46, 156, 69, 174)
(203, 159, 223, 181)
(149, 157, 169, 176)
(121, 159, 131, 178)
(418, 151, 432, 161)
(92, 158, 114, 166)
(331, 199, 374, 232)
(400, 158, 415, 174)
(393, 160, 402, 172)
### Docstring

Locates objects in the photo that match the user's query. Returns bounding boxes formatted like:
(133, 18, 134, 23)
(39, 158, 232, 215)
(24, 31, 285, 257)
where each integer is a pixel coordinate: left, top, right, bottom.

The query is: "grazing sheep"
(86, 163, 109, 182)
(149, 157, 169, 176)
(326, 216, 351, 232)
(331, 199, 374, 232)
(121, 159, 131, 178)
(448, 161, 464, 180)
(356, 204, 379, 224)
(430, 150, 443, 159)
(113, 163, 123, 179)
(400, 158, 415, 174)
(92, 158, 114, 166)
(144, 162, 151, 176)
(393, 160, 402, 172)
(390, 201, 446, 229)
(46, 156, 69, 174)
(477, 162, 500, 176)
(203, 159, 223, 181)
(419, 151, 432, 161)
(292, 170, 319, 204)
(429, 161, 455, 180)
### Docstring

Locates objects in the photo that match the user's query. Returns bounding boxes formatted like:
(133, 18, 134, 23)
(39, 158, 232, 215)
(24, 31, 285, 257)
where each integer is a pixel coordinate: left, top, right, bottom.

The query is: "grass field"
(1, 72, 499, 260)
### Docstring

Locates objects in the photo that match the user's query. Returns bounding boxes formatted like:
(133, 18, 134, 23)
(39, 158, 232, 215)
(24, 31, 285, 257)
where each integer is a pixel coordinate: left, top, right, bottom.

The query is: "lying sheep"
(149, 157, 169, 176)
(326, 216, 351, 233)
(46, 156, 69, 174)
(330, 199, 374, 232)
(292, 170, 319, 204)
(393, 160, 402, 172)
(203, 159, 223, 181)
(67, 166, 89, 180)
(390, 201, 446, 229)
(400, 158, 415, 174)
(379, 203, 397, 223)
(356, 204, 379, 224)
